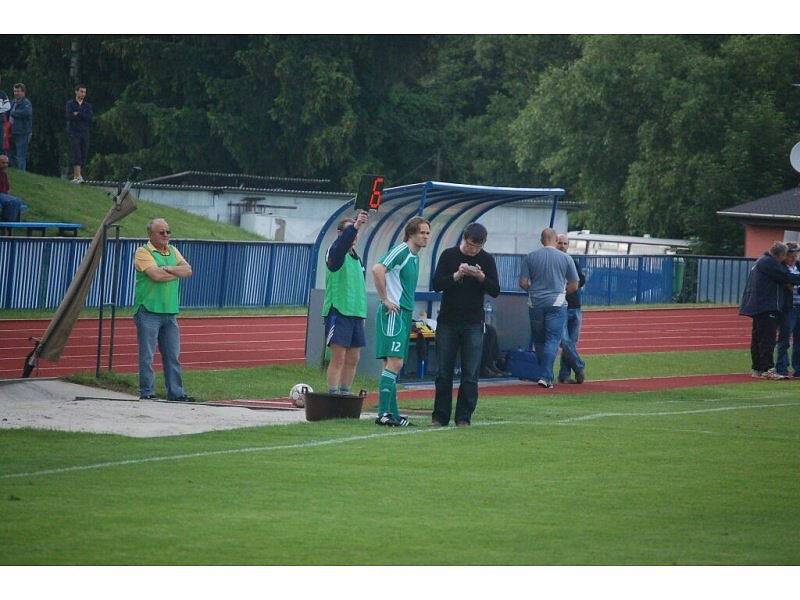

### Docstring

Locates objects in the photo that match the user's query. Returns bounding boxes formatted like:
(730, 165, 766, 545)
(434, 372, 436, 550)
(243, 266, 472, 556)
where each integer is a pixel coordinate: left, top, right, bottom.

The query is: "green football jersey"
(377, 242, 419, 311)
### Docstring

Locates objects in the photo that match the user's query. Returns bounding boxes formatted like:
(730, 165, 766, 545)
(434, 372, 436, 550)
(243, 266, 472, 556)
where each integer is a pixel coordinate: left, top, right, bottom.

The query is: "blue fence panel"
(696, 256, 755, 304)
(0, 237, 755, 310)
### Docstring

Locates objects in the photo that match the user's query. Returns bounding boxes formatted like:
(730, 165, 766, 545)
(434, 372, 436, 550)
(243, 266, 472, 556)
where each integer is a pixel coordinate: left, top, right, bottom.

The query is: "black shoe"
(456, 420, 470, 427)
(375, 412, 400, 426)
(139, 394, 156, 400)
(171, 395, 196, 402)
(575, 369, 585, 384)
(397, 415, 415, 427)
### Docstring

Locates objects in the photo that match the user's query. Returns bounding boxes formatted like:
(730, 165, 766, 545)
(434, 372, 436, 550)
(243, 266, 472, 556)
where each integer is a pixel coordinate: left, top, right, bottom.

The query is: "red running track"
(0, 307, 749, 379)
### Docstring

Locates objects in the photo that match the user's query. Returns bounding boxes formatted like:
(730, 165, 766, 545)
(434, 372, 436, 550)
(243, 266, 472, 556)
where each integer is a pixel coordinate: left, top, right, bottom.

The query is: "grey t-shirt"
(519, 246, 579, 308)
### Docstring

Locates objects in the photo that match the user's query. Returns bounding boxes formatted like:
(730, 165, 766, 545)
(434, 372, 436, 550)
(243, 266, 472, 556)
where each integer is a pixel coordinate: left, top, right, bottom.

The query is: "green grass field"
(2, 347, 799, 565)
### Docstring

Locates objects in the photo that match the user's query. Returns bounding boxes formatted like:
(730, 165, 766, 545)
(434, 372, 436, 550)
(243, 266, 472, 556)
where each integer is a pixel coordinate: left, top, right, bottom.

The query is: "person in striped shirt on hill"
(371, 216, 431, 426)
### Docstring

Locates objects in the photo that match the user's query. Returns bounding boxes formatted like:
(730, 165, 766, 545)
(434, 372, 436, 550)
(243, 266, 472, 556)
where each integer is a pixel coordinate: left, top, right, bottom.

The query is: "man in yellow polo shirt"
(133, 218, 194, 401)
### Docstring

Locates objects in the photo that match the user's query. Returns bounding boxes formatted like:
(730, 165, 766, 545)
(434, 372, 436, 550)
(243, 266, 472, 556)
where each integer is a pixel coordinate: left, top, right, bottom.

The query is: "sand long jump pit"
(0, 379, 309, 438)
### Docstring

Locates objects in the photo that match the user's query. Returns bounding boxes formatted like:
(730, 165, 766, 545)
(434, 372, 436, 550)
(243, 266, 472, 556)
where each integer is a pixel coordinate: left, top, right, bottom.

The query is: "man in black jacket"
(66, 84, 93, 183)
(430, 222, 500, 427)
(739, 241, 800, 379)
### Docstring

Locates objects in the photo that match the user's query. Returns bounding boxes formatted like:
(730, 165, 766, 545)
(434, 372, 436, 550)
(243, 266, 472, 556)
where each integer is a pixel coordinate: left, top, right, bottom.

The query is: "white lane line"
(0, 427, 450, 481)
(555, 402, 799, 423)
(3, 403, 797, 481)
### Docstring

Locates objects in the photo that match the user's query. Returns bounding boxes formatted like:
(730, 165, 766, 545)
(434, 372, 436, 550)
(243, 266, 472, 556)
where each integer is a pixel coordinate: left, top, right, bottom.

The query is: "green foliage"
(4, 34, 799, 254)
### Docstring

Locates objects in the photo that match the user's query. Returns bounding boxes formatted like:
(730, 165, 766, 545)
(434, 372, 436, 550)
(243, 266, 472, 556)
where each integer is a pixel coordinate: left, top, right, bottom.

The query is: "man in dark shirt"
(431, 222, 500, 427)
(556, 233, 586, 383)
(66, 84, 93, 183)
(9, 83, 32, 171)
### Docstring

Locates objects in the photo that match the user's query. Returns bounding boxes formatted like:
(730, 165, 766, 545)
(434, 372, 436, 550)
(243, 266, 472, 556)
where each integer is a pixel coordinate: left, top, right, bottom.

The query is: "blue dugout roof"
(311, 180, 567, 292)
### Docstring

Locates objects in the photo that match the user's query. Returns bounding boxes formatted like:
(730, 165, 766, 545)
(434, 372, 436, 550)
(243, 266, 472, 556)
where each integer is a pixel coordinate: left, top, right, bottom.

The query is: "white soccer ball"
(289, 383, 312, 408)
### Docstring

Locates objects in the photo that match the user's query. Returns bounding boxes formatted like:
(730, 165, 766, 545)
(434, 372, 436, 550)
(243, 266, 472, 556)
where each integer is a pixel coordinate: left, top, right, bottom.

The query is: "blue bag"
(505, 349, 541, 381)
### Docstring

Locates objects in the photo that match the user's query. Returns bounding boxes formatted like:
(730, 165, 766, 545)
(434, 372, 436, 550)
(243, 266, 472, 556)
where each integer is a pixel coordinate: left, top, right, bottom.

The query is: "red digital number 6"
(369, 176, 384, 209)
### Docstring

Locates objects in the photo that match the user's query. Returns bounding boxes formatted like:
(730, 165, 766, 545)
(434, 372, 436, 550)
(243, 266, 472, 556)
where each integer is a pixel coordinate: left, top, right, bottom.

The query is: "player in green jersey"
(371, 216, 431, 426)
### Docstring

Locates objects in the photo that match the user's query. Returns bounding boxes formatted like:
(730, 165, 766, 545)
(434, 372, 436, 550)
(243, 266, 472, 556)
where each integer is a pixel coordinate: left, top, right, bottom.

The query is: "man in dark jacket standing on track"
(739, 241, 800, 379)
(66, 84, 93, 183)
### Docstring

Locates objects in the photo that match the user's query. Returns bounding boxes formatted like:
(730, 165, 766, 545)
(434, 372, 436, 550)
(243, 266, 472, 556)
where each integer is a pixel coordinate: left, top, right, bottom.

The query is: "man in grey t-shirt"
(518, 228, 579, 388)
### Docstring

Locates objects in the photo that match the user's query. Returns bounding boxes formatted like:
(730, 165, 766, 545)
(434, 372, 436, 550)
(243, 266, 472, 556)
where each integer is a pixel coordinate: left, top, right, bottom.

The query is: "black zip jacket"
(739, 252, 800, 317)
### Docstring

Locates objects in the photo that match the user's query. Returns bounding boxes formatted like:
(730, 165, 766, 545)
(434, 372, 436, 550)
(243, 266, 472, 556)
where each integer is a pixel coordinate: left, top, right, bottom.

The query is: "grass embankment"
(1, 381, 797, 564)
(7, 169, 264, 241)
(66, 348, 753, 401)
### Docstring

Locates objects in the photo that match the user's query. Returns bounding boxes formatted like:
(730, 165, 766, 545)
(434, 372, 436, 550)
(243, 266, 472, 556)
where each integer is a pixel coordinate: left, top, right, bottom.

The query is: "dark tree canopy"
(3, 34, 798, 254)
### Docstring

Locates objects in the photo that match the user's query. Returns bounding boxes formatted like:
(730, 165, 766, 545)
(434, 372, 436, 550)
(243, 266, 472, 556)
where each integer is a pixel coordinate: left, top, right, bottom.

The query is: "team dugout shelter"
(306, 180, 566, 379)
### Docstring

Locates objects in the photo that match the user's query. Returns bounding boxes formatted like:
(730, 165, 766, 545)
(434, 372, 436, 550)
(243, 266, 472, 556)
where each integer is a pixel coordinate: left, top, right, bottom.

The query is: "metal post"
(107, 225, 122, 372)
(95, 225, 109, 378)
(548, 195, 559, 228)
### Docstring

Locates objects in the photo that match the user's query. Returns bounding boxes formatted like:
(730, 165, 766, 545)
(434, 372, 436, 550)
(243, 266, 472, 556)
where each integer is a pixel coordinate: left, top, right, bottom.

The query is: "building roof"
(718, 188, 800, 222)
(85, 170, 352, 198)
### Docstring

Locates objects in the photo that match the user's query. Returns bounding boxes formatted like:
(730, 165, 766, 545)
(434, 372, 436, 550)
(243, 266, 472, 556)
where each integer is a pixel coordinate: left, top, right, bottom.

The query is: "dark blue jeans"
(775, 305, 800, 375)
(559, 307, 585, 381)
(134, 308, 186, 400)
(529, 305, 568, 384)
(433, 321, 484, 425)
(9, 133, 30, 171)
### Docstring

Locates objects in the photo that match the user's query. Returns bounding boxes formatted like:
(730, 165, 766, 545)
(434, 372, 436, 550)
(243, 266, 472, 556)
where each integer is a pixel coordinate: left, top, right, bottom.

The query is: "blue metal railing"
(0, 237, 754, 310)
(0, 238, 315, 310)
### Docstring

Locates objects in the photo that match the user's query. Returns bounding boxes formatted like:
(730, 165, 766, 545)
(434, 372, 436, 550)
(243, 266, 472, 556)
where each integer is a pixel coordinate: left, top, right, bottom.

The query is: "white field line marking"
(0, 427, 449, 481)
(3, 403, 797, 481)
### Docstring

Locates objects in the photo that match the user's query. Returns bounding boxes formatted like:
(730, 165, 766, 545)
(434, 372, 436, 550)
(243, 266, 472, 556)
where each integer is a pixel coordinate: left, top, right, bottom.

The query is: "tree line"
(3, 34, 799, 254)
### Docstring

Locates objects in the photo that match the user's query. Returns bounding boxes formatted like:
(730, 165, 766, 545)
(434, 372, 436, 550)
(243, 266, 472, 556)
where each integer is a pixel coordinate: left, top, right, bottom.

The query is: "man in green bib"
(133, 218, 194, 401)
(323, 209, 369, 394)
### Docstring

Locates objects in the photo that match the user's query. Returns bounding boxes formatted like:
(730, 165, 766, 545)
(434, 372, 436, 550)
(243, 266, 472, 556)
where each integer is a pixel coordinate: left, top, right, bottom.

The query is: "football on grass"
(289, 383, 312, 408)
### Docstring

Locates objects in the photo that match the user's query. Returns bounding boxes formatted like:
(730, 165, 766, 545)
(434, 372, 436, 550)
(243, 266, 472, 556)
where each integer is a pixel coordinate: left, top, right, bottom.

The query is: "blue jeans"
(529, 305, 568, 384)
(9, 133, 31, 171)
(433, 321, 484, 425)
(0, 192, 22, 221)
(559, 307, 585, 381)
(775, 305, 800, 375)
(134, 308, 186, 400)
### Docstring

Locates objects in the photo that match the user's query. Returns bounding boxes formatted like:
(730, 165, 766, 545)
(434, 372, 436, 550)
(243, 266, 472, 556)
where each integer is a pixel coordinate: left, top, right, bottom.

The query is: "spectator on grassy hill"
(0, 154, 24, 222)
(518, 228, 579, 389)
(133, 218, 194, 402)
(556, 233, 586, 384)
(322, 209, 369, 395)
(431, 222, 500, 427)
(8, 83, 32, 171)
(774, 242, 800, 377)
(0, 76, 10, 157)
(66, 84, 93, 184)
(739, 241, 800, 380)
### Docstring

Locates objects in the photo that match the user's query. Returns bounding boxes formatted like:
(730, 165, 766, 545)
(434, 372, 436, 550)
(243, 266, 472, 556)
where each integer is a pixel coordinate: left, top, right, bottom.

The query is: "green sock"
(378, 369, 397, 416)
